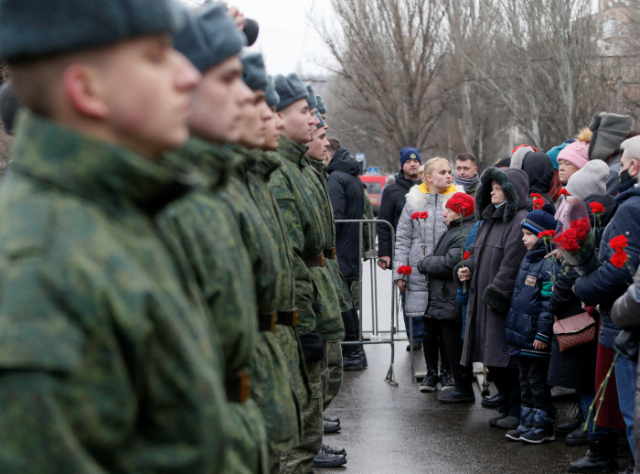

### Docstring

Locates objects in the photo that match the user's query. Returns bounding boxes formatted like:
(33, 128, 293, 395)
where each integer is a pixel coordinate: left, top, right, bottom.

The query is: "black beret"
(241, 53, 268, 92)
(174, 3, 246, 73)
(0, 0, 185, 62)
(274, 73, 308, 112)
(265, 76, 280, 108)
(306, 85, 317, 110)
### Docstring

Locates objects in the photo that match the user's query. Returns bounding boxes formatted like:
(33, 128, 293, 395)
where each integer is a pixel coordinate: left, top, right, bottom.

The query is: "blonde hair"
(422, 157, 451, 181)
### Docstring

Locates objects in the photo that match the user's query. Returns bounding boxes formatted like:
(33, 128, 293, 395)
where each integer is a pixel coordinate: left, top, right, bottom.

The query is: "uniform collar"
(11, 111, 198, 216)
(277, 135, 309, 167)
(168, 137, 243, 192)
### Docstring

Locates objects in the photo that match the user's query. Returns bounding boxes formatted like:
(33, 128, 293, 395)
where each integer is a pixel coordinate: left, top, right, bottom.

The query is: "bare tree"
(317, 0, 456, 170)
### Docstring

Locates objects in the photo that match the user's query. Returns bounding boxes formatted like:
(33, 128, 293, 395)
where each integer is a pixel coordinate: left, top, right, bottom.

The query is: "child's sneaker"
(506, 407, 534, 441)
(521, 409, 555, 444)
(419, 371, 439, 392)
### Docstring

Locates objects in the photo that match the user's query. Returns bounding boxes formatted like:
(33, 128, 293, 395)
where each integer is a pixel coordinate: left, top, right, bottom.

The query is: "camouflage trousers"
(281, 359, 323, 474)
(322, 340, 343, 411)
(225, 398, 269, 474)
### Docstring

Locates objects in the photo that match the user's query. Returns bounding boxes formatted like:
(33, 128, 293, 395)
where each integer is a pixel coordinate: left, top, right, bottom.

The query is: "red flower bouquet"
(397, 265, 413, 283)
(609, 235, 635, 279)
(553, 199, 599, 275)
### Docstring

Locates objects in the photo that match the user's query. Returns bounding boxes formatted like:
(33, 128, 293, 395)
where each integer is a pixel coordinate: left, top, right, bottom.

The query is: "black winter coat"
(574, 181, 640, 349)
(505, 240, 557, 354)
(418, 215, 475, 322)
(547, 266, 596, 392)
(454, 167, 530, 367)
(327, 148, 364, 281)
(376, 173, 421, 261)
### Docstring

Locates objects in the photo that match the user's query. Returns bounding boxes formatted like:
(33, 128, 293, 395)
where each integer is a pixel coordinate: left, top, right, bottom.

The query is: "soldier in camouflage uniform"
(164, 8, 297, 474)
(269, 74, 347, 473)
(0, 1, 233, 473)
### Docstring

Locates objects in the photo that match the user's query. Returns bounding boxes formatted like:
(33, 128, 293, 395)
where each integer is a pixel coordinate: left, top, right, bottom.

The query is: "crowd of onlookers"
(377, 113, 640, 473)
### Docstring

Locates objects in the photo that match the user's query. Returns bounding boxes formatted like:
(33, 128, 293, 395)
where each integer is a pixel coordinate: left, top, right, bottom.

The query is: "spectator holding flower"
(418, 192, 476, 403)
(572, 135, 640, 473)
(394, 158, 463, 391)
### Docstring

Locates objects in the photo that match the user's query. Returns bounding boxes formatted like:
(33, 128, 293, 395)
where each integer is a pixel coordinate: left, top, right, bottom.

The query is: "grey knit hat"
(0, 0, 185, 62)
(274, 73, 308, 112)
(316, 95, 327, 114)
(566, 160, 609, 199)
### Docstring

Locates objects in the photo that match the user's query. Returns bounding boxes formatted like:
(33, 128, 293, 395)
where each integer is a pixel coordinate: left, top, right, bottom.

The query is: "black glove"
(299, 330, 326, 364)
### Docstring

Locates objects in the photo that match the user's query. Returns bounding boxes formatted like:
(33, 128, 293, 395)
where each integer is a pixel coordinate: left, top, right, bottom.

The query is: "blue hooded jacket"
(505, 238, 558, 356)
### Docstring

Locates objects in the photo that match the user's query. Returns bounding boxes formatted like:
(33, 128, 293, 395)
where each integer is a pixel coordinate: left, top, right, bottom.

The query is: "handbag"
(553, 312, 596, 352)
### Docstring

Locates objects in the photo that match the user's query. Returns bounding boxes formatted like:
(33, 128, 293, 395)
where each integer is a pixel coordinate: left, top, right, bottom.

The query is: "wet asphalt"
(318, 343, 633, 474)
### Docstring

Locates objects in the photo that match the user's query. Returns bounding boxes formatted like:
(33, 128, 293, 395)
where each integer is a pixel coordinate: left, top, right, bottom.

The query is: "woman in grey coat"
(393, 158, 463, 389)
(455, 167, 529, 429)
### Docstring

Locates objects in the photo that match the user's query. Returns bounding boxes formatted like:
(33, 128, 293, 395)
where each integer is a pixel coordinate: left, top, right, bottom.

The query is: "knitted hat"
(400, 147, 421, 167)
(0, 80, 20, 136)
(316, 95, 327, 114)
(306, 85, 317, 111)
(510, 145, 538, 170)
(521, 204, 556, 235)
(445, 192, 475, 218)
(546, 143, 569, 170)
(557, 140, 589, 170)
(566, 160, 609, 199)
(0, 0, 185, 62)
(264, 75, 280, 108)
(241, 53, 268, 92)
(274, 73, 308, 112)
(174, 3, 246, 74)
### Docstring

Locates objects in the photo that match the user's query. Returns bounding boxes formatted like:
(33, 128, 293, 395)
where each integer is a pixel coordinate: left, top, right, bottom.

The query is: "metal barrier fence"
(335, 218, 398, 387)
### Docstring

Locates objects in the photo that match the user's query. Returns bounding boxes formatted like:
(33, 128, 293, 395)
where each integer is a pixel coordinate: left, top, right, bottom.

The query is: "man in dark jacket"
(326, 138, 365, 368)
(377, 147, 423, 349)
(574, 135, 640, 471)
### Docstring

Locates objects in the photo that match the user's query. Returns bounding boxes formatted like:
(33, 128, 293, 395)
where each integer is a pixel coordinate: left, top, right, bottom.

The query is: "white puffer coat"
(393, 183, 462, 317)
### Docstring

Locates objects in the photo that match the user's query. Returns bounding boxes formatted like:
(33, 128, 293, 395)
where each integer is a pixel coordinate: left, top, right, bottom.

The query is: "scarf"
(454, 174, 479, 194)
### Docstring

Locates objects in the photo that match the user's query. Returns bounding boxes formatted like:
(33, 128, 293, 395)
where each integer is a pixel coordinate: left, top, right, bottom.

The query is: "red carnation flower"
(589, 202, 605, 214)
(570, 218, 590, 241)
(559, 188, 570, 197)
(530, 193, 543, 199)
(533, 199, 544, 210)
(463, 251, 470, 260)
(398, 265, 413, 276)
(610, 235, 629, 252)
(412, 212, 420, 220)
(554, 229, 580, 252)
(538, 230, 556, 238)
(611, 249, 628, 269)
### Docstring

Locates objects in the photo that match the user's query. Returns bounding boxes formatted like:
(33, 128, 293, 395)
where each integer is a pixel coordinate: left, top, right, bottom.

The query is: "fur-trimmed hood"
(475, 167, 529, 222)
(405, 182, 463, 211)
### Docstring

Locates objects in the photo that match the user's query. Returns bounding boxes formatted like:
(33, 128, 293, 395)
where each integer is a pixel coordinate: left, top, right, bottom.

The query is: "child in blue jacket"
(504, 205, 560, 444)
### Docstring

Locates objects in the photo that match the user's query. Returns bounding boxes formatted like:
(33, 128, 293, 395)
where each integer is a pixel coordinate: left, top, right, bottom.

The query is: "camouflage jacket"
(219, 144, 300, 454)
(162, 138, 276, 473)
(0, 112, 229, 474)
(269, 137, 344, 341)
(305, 158, 349, 339)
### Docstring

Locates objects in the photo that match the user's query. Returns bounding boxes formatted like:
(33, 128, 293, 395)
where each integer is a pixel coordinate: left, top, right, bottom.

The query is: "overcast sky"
(183, 0, 337, 77)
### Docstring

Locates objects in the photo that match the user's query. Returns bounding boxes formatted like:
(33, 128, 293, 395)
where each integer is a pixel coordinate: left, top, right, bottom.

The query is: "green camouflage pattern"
(322, 340, 344, 411)
(159, 138, 268, 474)
(363, 189, 375, 253)
(250, 149, 311, 419)
(304, 158, 348, 339)
(266, 137, 325, 337)
(281, 360, 324, 474)
(0, 112, 231, 474)
(220, 144, 301, 462)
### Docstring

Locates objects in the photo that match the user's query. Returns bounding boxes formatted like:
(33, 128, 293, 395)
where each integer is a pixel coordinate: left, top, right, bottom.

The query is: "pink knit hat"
(557, 140, 589, 169)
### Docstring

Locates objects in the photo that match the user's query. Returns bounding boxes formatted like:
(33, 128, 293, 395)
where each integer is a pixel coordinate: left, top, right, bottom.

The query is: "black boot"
(619, 458, 634, 474)
(558, 404, 584, 436)
(566, 427, 588, 446)
(355, 344, 368, 368)
(438, 379, 475, 404)
(567, 434, 619, 473)
(342, 345, 363, 371)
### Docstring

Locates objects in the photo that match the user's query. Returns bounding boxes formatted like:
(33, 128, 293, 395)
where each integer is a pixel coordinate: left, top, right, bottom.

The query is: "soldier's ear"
(62, 63, 109, 120)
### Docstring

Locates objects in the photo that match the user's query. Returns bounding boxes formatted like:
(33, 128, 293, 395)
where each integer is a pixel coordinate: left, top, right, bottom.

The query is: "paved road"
(317, 260, 633, 473)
